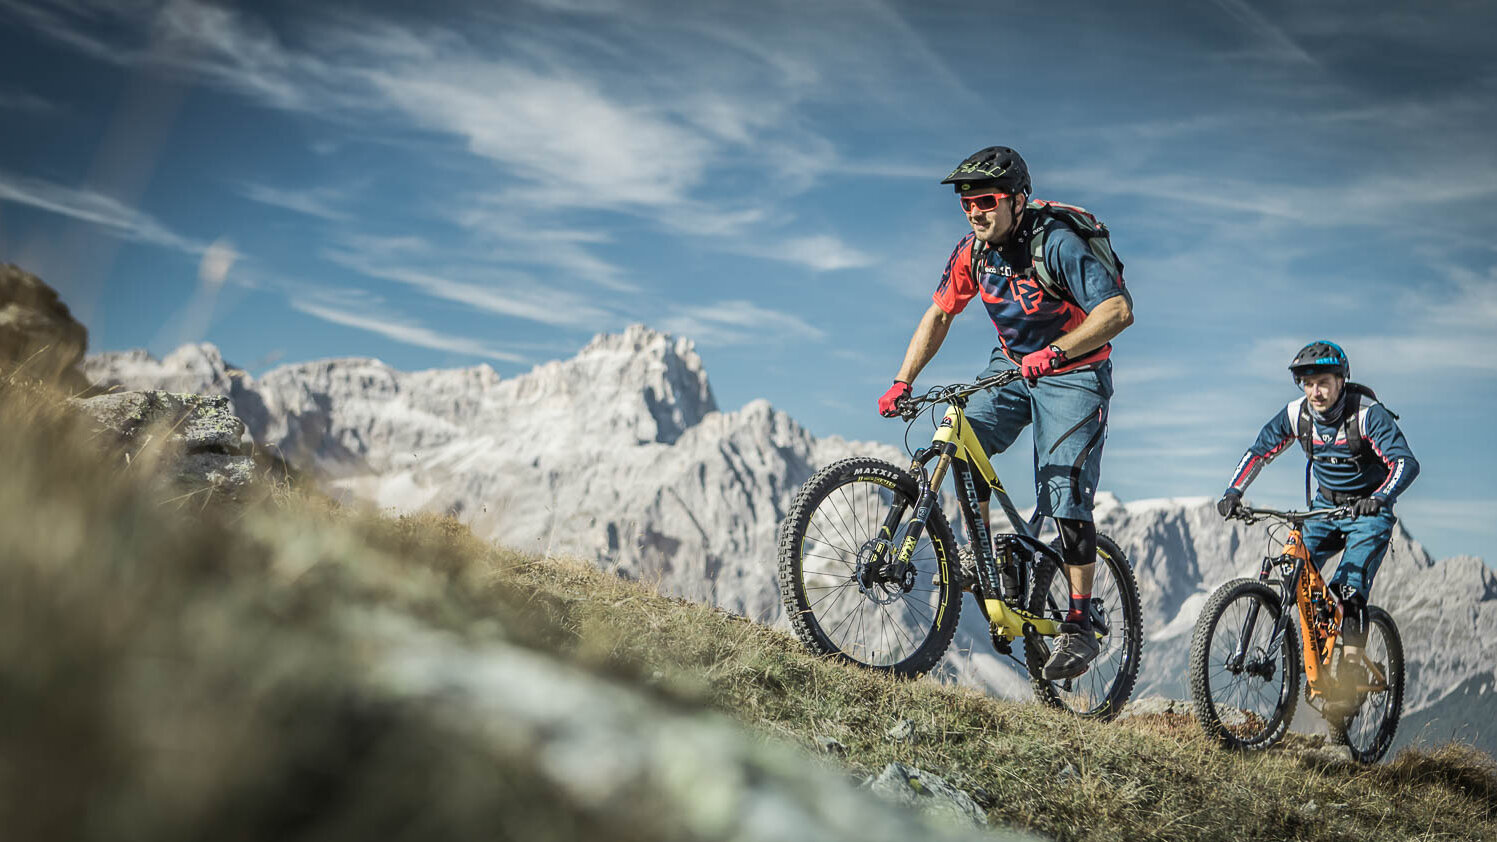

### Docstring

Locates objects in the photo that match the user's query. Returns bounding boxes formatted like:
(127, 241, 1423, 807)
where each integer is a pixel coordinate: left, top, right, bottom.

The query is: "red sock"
(1067, 592, 1092, 631)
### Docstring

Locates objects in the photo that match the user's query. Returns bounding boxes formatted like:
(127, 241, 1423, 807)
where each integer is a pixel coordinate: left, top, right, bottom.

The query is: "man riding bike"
(1216, 340, 1419, 717)
(877, 145, 1134, 680)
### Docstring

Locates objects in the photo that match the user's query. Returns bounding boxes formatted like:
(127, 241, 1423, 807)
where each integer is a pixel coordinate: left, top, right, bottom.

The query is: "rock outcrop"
(0, 264, 89, 391)
(88, 326, 898, 621)
(71, 390, 257, 501)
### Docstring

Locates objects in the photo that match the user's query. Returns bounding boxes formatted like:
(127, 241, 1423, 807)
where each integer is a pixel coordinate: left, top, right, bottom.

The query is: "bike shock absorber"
(993, 535, 1024, 600)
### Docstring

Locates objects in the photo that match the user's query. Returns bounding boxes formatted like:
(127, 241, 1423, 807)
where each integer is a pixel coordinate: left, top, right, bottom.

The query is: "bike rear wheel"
(776, 457, 961, 677)
(1024, 534, 1142, 720)
(1189, 578, 1300, 750)
(1329, 605, 1404, 763)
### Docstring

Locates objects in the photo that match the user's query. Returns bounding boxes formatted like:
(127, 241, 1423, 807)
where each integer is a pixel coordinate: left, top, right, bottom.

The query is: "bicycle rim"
(779, 459, 958, 675)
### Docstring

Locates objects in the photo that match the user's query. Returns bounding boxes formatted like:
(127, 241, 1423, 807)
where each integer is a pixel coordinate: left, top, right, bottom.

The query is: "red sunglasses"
(959, 192, 1013, 213)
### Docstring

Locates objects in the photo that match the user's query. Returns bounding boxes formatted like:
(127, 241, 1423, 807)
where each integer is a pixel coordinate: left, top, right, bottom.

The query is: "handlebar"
(1229, 505, 1349, 526)
(893, 369, 1027, 420)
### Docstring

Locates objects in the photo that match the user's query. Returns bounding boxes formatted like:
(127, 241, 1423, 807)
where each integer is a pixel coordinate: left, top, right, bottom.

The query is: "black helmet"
(1288, 340, 1350, 382)
(941, 146, 1031, 195)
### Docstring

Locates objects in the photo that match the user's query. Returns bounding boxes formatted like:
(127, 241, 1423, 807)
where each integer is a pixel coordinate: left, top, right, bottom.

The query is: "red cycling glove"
(878, 381, 911, 417)
(1020, 345, 1067, 383)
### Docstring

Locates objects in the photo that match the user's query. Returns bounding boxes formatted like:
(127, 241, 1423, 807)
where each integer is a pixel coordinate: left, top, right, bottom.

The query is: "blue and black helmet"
(1289, 340, 1350, 382)
(941, 146, 1031, 195)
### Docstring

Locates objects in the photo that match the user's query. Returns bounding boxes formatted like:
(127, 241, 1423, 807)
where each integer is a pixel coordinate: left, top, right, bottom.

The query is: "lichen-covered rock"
(72, 390, 256, 499)
(1116, 695, 1193, 721)
(864, 763, 992, 831)
(0, 264, 89, 391)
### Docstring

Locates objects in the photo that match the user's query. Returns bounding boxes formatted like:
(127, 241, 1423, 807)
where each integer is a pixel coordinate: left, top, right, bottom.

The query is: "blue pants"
(963, 350, 1112, 522)
(1302, 494, 1397, 600)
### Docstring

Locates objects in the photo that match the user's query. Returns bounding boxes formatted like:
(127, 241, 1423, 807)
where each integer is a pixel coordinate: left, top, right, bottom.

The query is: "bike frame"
(873, 373, 1069, 642)
(1232, 508, 1391, 704)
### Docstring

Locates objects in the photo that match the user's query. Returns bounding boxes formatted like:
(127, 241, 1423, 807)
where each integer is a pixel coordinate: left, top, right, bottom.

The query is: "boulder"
(0, 264, 89, 391)
(72, 390, 256, 500)
(864, 763, 993, 831)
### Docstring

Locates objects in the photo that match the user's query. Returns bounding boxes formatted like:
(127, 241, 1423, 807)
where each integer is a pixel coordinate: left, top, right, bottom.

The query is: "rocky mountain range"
(86, 327, 1495, 755)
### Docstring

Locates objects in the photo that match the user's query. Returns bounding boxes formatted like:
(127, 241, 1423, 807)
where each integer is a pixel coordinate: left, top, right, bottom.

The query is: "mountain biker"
(1216, 341, 1419, 715)
(877, 145, 1135, 680)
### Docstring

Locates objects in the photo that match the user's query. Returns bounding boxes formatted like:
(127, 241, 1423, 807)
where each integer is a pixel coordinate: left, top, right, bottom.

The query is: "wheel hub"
(854, 536, 914, 604)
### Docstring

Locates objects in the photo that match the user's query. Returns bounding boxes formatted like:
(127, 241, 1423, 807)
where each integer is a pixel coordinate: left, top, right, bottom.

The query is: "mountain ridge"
(86, 327, 1495, 754)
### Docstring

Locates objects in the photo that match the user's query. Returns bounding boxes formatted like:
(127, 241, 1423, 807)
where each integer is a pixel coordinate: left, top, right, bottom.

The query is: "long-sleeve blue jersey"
(1226, 395, 1419, 504)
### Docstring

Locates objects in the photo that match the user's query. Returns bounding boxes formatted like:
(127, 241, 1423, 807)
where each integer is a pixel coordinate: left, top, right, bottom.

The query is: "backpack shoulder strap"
(1342, 389, 1365, 461)
(1295, 397, 1314, 460)
(968, 236, 987, 288)
(1025, 203, 1073, 302)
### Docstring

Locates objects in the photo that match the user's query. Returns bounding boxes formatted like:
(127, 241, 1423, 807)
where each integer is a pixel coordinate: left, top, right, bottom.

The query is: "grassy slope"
(3, 377, 1494, 842)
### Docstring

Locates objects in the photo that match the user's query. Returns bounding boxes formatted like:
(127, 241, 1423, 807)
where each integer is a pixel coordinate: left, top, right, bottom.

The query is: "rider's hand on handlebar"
(1350, 496, 1384, 518)
(878, 380, 911, 418)
(1019, 345, 1066, 384)
(1216, 489, 1243, 519)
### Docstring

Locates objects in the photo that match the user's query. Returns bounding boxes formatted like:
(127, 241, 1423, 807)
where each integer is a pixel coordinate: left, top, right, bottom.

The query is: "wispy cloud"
(0, 170, 201, 253)
(3, 0, 960, 273)
(236, 182, 351, 221)
(290, 294, 527, 363)
(660, 299, 824, 346)
(0, 88, 60, 114)
(760, 235, 876, 272)
(322, 248, 616, 330)
(1207, 0, 1319, 66)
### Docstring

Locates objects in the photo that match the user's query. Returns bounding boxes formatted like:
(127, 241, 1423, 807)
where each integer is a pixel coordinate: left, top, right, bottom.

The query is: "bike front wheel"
(1025, 533, 1143, 719)
(1330, 605, 1404, 763)
(776, 457, 961, 677)
(1188, 578, 1300, 750)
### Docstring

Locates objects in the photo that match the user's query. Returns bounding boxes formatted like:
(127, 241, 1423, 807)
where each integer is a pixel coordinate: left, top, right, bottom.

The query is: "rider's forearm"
(894, 304, 954, 384)
(1054, 295, 1133, 359)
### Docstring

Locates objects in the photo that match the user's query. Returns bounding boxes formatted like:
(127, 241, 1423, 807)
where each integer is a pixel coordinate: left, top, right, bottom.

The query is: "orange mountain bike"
(1188, 505, 1405, 763)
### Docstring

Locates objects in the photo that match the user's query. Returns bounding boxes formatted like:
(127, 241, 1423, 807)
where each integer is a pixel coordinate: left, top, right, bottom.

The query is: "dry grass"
(2, 372, 1493, 842)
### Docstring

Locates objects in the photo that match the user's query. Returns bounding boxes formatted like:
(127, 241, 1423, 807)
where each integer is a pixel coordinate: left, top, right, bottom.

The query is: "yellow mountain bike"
(776, 370, 1143, 719)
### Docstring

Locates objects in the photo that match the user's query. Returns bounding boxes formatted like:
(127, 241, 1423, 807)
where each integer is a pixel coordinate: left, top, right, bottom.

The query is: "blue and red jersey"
(1226, 397, 1419, 504)
(933, 216, 1129, 369)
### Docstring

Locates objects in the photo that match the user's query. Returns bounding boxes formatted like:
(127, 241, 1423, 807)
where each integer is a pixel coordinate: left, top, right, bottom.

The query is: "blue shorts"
(1302, 494, 1397, 600)
(963, 349, 1113, 522)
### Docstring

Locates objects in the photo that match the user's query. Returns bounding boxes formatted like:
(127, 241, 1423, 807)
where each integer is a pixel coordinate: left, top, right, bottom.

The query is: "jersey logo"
(1009, 276, 1045, 315)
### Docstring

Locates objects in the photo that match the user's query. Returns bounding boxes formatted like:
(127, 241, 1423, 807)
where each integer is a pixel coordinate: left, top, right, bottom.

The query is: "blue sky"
(2, 0, 1494, 563)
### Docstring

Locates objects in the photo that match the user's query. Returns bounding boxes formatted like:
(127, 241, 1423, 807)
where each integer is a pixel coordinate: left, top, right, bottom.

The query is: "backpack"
(1291, 382, 1400, 505)
(1293, 382, 1399, 465)
(969, 200, 1125, 303)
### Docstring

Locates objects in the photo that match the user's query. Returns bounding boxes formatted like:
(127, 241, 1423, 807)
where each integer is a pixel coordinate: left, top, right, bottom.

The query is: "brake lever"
(896, 397, 921, 421)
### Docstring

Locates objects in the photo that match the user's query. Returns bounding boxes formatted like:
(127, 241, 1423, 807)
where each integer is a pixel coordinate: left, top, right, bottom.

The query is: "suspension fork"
(1230, 556, 1298, 669)
(892, 442, 955, 564)
(865, 443, 956, 576)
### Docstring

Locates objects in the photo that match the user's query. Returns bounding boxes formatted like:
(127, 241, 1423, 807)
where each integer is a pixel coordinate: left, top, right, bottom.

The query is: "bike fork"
(868, 443, 956, 576)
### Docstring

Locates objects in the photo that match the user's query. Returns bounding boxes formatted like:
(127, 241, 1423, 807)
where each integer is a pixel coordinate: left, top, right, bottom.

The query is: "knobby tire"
(776, 457, 961, 677)
(1024, 534, 1143, 720)
(1189, 578, 1300, 750)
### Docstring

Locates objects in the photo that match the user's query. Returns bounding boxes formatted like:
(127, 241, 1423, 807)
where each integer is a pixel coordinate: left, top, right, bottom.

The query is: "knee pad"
(1056, 518, 1096, 568)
